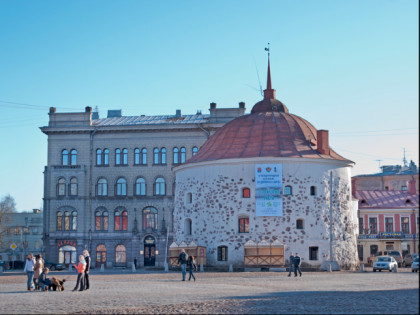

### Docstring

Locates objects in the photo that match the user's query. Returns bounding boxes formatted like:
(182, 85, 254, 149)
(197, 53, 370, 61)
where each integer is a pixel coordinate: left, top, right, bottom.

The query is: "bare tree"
(0, 194, 16, 243)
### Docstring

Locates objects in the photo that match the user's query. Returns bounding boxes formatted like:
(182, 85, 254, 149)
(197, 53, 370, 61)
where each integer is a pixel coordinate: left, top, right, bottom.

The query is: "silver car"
(412, 257, 419, 273)
(373, 256, 397, 272)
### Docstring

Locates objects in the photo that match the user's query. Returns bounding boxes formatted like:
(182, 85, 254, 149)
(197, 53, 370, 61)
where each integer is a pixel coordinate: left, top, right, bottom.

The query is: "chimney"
(239, 102, 245, 109)
(316, 130, 330, 155)
(175, 109, 181, 117)
(49, 107, 56, 114)
(408, 179, 417, 194)
(85, 106, 92, 113)
(210, 102, 217, 109)
(351, 178, 356, 194)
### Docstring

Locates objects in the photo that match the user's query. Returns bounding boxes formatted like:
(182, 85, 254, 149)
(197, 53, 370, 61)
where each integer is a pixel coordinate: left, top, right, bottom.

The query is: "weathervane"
(264, 42, 270, 57)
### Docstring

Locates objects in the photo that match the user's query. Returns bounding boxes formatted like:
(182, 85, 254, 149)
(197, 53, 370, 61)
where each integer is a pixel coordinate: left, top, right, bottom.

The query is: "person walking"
(187, 255, 197, 281)
(83, 249, 91, 290)
(288, 252, 294, 277)
(23, 253, 36, 291)
(33, 254, 44, 290)
(72, 255, 86, 291)
(294, 253, 302, 277)
(177, 249, 188, 281)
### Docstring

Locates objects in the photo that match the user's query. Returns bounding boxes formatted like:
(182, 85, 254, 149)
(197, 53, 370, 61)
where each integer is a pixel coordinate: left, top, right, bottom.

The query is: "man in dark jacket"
(177, 249, 188, 281)
(83, 250, 90, 290)
(288, 252, 294, 277)
(294, 253, 302, 277)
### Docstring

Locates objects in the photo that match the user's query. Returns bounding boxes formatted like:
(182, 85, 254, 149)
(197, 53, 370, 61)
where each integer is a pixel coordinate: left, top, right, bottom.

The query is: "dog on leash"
(49, 277, 66, 291)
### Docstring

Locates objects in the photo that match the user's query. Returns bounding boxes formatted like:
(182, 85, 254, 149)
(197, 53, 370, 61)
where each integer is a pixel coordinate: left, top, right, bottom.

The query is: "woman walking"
(72, 255, 86, 292)
(187, 255, 197, 281)
(33, 254, 44, 290)
(23, 253, 36, 291)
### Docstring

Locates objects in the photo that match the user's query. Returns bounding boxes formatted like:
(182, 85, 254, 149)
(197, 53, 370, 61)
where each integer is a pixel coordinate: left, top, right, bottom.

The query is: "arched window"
(238, 216, 249, 233)
(185, 219, 192, 235)
(296, 219, 304, 229)
(114, 210, 121, 230)
(70, 149, 77, 165)
(217, 246, 228, 261)
(95, 211, 101, 231)
(173, 147, 179, 164)
(122, 148, 128, 165)
(161, 148, 167, 164)
(153, 148, 159, 164)
(97, 178, 108, 196)
(284, 185, 293, 196)
(114, 209, 127, 231)
(310, 186, 316, 196)
(155, 177, 165, 196)
(103, 211, 109, 230)
(142, 207, 157, 231)
(115, 149, 121, 165)
(122, 211, 128, 231)
(103, 149, 109, 165)
(96, 149, 102, 165)
(64, 211, 71, 230)
(69, 177, 78, 196)
(115, 245, 126, 263)
(242, 188, 250, 198)
(180, 147, 186, 163)
(134, 148, 140, 165)
(96, 209, 109, 231)
(135, 178, 146, 196)
(62, 149, 69, 165)
(141, 148, 147, 165)
(116, 178, 127, 196)
(71, 211, 77, 230)
(57, 211, 62, 230)
(57, 178, 66, 196)
(192, 147, 198, 156)
(96, 244, 107, 266)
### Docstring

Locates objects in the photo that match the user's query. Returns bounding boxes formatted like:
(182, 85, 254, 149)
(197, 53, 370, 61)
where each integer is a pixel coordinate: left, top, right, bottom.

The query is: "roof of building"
(354, 190, 419, 209)
(186, 56, 349, 164)
(353, 162, 418, 178)
(92, 114, 209, 126)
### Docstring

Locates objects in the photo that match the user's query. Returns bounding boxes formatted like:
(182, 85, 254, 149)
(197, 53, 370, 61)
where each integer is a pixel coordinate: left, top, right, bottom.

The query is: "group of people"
(177, 249, 197, 281)
(22, 249, 91, 291)
(288, 252, 302, 277)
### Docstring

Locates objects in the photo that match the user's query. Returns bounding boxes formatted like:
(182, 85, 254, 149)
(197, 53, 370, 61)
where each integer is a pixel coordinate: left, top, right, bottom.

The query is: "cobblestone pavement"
(0, 268, 418, 314)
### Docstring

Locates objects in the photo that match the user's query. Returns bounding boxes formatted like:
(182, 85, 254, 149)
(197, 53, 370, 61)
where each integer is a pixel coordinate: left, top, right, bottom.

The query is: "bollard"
(360, 263, 364, 273)
(164, 261, 169, 272)
(132, 263, 136, 272)
(229, 264, 233, 272)
(0, 266, 3, 274)
(393, 264, 398, 273)
(68, 264, 72, 272)
(328, 263, 332, 272)
(100, 264, 105, 273)
(200, 263, 204, 272)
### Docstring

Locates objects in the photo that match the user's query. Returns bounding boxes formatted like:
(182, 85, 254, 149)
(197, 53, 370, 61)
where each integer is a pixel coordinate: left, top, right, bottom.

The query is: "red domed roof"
(187, 111, 348, 163)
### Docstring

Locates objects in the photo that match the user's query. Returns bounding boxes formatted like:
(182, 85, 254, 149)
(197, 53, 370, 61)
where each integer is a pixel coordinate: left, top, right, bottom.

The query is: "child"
(33, 254, 44, 290)
(72, 255, 86, 292)
(187, 255, 197, 281)
(38, 267, 51, 291)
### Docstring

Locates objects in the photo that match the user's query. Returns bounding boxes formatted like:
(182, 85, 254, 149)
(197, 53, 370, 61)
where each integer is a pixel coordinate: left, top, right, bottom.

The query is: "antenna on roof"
(265, 42, 270, 57)
(375, 159, 382, 169)
(402, 148, 408, 167)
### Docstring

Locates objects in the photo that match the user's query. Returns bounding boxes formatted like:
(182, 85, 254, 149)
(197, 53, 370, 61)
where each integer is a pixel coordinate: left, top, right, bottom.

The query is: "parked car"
(412, 257, 419, 273)
(368, 250, 403, 267)
(373, 256, 398, 272)
(402, 253, 419, 267)
(44, 260, 66, 271)
(0, 260, 8, 270)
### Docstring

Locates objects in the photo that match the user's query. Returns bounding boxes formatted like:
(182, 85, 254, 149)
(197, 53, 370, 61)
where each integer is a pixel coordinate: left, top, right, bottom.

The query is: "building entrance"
(144, 236, 155, 267)
(96, 244, 107, 268)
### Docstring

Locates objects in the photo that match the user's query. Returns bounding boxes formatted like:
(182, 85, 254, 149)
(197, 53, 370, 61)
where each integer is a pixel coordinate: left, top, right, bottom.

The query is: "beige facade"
(41, 105, 245, 268)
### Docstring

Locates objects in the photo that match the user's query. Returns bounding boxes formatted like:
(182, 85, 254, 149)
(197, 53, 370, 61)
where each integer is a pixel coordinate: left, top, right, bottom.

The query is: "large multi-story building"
(0, 209, 43, 264)
(40, 105, 245, 268)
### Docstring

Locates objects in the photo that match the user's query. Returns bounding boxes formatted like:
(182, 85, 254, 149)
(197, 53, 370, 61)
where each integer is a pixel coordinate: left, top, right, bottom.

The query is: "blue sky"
(0, 0, 418, 211)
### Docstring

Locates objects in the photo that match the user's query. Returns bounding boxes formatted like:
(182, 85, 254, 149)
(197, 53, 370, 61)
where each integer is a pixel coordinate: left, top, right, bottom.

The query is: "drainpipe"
(196, 124, 210, 138)
(88, 127, 98, 253)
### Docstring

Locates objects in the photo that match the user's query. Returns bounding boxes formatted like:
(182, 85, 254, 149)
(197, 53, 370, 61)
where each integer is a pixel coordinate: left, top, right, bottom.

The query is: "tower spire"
(263, 43, 275, 99)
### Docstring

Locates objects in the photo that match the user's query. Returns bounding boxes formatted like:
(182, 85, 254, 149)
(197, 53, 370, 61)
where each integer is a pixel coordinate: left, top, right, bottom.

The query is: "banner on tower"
(255, 164, 283, 216)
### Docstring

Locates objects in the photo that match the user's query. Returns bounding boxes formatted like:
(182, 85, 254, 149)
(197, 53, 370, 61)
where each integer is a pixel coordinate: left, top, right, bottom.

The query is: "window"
(155, 177, 165, 196)
(70, 149, 77, 165)
(238, 217, 249, 233)
(180, 147, 186, 163)
(96, 149, 102, 165)
(116, 178, 127, 196)
(369, 217, 377, 234)
(242, 188, 250, 198)
(114, 210, 127, 231)
(309, 246, 318, 260)
(143, 207, 157, 231)
(385, 217, 393, 232)
(401, 185, 408, 191)
(161, 148, 166, 164)
(134, 148, 140, 165)
(296, 219, 304, 229)
(192, 147, 198, 156)
(173, 147, 179, 164)
(69, 177, 78, 196)
(141, 148, 147, 165)
(103, 149, 109, 165)
(217, 246, 228, 261)
(187, 192, 193, 203)
(135, 178, 146, 196)
(115, 149, 121, 165)
(284, 185, 292, 196)
(95, 211, 101, 230)
(64, 211, 70, 230)
(370, 245, 378, 256)
(35, 241, 40, 249)
(185, 219, 192, 235)
(57, 178, 66, 196)
(71, 211, 77, 230)
(122, 148, 128, 165)
(359, 217, 364, 234)
(310, 186, 316, 196)
(13, 227, 21, 235)
(95, 209, 109, 231)
(153, 148, 159, 164)
(97, 178, 108, 196)
(62, 149, 69, 165)
(115, 245, 126, 263)
(401, 217, 410, 234)
(358, 245, 364, 261)
(57, 211, 62, 230)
